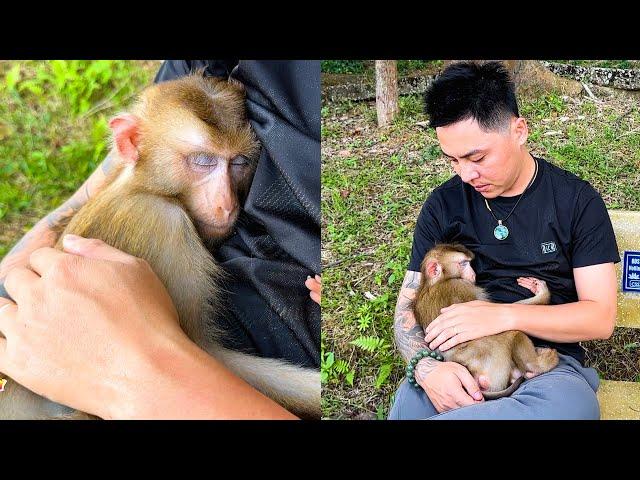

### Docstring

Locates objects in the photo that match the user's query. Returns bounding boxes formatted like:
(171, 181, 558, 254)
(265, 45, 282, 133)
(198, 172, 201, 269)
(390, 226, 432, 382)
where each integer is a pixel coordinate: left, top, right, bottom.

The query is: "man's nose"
(458, 161, 480, 183)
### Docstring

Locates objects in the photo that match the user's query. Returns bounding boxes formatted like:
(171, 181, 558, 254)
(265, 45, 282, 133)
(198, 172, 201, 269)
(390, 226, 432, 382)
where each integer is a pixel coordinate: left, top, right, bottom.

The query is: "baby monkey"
(412, 244, 559, 399)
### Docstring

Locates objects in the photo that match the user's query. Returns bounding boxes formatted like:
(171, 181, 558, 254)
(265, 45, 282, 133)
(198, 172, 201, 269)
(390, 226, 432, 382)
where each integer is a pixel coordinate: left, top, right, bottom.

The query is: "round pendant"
(494, 224, 509, 240)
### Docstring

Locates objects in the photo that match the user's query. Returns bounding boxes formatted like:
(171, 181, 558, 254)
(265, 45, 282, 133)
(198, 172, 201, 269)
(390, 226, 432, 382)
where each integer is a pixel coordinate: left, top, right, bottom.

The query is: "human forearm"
(394, 270, 439, 382)
(106, 336, 298, 420)
(505, 300, 616, 343)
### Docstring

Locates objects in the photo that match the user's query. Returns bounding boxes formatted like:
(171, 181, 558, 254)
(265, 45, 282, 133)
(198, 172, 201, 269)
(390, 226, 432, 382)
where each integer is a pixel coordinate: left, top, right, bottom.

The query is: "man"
(389, 61, 619, 420)
(0, 60, 320, 419)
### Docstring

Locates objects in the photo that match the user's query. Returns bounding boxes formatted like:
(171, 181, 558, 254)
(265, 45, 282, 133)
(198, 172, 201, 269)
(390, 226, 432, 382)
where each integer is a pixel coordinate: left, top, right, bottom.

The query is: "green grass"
(0, 60, 159, 258)
(322, 86, 640, 419)
(321, 60, 443, 76)
(552, 60, 640, 69)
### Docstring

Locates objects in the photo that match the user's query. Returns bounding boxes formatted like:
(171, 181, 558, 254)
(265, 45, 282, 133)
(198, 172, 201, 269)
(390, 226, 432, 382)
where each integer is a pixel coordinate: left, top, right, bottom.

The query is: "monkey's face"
(181, 149, 256, 240)
(446, 254, 476, 283)
(435, 116, 529, 198)
(159, 117, 258, 240)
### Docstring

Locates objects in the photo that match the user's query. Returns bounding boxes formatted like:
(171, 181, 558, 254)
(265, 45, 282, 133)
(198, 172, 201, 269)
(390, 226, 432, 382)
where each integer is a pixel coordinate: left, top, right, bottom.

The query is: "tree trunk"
(442, 60, 582, 97)
(375, 60, 399, 127)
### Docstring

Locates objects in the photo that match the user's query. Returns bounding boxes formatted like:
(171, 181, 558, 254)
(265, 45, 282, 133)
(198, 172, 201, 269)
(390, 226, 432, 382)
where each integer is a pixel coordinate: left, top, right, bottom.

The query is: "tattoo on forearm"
(394, 271, 429, 362)
(45, 191, 88, 230)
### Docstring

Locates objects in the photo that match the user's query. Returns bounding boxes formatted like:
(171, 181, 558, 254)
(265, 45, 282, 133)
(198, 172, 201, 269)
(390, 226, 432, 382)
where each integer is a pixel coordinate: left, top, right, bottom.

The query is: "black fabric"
(155, 60, 320, 369)
(408, 156, 620, 364)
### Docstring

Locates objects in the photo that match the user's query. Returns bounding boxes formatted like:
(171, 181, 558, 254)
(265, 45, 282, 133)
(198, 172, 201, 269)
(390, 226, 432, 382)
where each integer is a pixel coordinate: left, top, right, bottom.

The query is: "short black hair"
(424, 61, 519, 131)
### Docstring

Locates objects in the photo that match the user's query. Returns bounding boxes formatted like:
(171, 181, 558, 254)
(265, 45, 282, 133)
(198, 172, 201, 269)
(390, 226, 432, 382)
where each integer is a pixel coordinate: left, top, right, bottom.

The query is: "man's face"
(435, 116, 527, 198)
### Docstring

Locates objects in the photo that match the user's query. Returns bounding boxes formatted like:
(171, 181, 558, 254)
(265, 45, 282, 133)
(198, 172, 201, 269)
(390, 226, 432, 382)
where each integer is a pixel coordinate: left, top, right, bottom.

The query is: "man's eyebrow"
(441, 148, 483, 159)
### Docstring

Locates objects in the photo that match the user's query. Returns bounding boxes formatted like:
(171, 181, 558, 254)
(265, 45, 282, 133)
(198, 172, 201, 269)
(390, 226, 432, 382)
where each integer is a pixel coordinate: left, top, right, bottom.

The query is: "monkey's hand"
(516, 277, 549, 299)
(417, 361, 484, 413)
(305, 275, 321, 305)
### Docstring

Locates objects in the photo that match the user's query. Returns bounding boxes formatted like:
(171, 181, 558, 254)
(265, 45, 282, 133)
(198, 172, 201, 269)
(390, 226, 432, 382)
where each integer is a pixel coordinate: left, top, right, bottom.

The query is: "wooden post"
(375, 60, 399, 127)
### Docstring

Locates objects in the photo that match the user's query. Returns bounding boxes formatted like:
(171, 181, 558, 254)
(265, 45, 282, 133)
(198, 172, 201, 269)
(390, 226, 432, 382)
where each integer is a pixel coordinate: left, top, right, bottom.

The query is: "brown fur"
(0, 75, 320, 420)
(412, 244, 558, 398)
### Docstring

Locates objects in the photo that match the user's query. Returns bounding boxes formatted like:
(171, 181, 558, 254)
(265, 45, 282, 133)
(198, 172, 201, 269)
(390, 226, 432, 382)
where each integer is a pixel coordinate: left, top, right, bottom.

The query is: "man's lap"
(388, 354, 600, 420)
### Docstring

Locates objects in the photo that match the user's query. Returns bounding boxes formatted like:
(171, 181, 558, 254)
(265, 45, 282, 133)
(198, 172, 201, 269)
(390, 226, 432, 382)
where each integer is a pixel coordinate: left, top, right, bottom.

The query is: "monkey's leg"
(511, 332, 559, 378)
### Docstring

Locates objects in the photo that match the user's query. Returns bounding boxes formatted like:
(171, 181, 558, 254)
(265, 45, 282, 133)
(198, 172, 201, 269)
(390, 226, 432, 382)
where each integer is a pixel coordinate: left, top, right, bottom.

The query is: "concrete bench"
(596, 210, 640, 419)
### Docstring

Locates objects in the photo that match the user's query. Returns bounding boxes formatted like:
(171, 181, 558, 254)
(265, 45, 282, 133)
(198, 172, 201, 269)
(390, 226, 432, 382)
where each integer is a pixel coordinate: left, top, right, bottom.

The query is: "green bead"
(407, 365, 414, 372)
(436, 355, 444, 361)
(411, 358, 418, 366)
(430, 351, 437, 358)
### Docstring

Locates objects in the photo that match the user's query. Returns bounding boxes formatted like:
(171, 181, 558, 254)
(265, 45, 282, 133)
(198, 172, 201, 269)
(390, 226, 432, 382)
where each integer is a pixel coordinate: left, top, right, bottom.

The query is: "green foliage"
(321, 60, 442, 75)
(0, 60, 157, 257)
(552, 60, 640, 69)
(321, 60, 368, 74)
(349, 336, 388, 353)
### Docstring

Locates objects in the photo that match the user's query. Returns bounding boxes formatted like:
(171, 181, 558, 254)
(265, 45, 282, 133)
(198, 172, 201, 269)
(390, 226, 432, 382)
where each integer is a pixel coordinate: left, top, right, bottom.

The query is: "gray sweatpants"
(388, 354, 600, 420)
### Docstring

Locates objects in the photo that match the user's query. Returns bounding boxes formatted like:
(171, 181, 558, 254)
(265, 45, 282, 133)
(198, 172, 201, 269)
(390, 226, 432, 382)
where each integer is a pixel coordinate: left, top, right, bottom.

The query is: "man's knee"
(517, 368, 600, 419)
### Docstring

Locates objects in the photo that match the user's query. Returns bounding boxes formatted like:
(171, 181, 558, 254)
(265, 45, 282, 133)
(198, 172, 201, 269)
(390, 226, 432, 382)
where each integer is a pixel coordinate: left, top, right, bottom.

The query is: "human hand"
(0, 235, 189, 419)
(416, 360, 484, 413)
(305, 274, 321, 305)
(424, 300, 511, 351)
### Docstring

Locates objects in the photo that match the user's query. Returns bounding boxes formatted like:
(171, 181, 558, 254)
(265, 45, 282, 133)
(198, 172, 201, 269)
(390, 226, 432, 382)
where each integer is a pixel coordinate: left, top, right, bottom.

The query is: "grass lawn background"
(0, 60, 159, 258)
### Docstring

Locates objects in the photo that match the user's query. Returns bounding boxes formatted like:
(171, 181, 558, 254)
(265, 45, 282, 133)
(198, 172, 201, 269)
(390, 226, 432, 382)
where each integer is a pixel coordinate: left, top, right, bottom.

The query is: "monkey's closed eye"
(190, 153, 219, 167)
(231, 156, 249, 167)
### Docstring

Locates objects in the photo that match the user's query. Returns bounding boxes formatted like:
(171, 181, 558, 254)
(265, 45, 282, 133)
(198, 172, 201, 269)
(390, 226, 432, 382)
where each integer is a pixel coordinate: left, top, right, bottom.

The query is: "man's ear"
(109, 114, 141, 164)
(512, 117, 529, 147)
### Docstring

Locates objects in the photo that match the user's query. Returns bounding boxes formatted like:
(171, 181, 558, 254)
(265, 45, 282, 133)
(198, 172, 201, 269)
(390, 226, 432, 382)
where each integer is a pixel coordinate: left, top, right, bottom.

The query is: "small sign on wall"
(622, 251, 640, 293)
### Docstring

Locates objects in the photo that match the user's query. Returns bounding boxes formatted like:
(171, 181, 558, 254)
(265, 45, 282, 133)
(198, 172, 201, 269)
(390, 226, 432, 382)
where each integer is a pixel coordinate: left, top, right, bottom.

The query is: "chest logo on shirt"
(541, 242, 557, 254)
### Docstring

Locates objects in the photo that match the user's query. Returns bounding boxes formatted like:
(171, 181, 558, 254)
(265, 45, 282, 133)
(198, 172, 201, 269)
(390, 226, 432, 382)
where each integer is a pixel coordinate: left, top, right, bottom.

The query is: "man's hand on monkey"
(416, 360, 484, 413)
(0, 235, 189, 419)
(424, 299, 511, 351)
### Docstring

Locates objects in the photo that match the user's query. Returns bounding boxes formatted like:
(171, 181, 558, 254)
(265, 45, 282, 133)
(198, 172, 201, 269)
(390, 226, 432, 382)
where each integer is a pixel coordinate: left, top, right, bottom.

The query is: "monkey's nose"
(215, 206, 237, 224)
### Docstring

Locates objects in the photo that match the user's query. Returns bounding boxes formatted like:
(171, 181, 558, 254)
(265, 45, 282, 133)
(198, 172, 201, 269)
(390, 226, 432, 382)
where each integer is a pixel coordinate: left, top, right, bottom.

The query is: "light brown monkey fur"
(412, 244, 558, 399)
(0, 74, 320, 419)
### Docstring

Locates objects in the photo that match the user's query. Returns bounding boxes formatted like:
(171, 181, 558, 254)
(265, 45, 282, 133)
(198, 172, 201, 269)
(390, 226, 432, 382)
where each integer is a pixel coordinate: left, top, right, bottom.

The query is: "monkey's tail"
(209, 346, 321, 419)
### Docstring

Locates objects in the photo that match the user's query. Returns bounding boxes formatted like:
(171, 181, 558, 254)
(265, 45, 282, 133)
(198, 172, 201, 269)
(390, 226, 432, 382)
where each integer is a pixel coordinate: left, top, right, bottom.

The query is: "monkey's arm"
(0, 153, 119, 298)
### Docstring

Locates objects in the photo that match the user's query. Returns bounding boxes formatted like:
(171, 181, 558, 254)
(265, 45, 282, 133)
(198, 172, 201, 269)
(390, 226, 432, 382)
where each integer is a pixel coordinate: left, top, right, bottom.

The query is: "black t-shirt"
(408, 156, 620, 364)
(155, 60, 321, 369)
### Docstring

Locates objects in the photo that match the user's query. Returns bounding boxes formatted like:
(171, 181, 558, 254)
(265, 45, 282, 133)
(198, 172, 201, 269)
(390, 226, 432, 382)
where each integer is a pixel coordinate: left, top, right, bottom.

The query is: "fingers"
(438, 332, 466, 351)
(62, 235, 137, 265)
(455, 366, 484, 402)
(3, 267, 40, 304)
(0, 297, 17, 358)
(427, 325, 456, 350)
(310, 291, 320, 305)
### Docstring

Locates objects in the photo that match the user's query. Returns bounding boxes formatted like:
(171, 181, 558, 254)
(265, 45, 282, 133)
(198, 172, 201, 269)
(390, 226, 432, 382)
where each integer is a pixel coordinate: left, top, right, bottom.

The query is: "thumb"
(457, 367, 484, 401)
(62, 235, 138, 265)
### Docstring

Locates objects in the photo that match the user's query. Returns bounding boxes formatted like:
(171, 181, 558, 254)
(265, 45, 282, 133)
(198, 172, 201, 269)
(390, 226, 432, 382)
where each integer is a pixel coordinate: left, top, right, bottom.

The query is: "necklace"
(484, 157, 538, 240)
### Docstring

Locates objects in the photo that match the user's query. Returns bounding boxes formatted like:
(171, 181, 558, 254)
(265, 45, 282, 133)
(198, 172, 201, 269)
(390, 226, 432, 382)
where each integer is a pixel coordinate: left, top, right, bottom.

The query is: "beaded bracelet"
(406, 348, 444, 389)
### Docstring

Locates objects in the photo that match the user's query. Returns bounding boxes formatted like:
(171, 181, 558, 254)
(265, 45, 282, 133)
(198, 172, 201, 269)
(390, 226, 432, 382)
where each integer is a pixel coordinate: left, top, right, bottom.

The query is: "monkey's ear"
(425, 260, 441, 280)
(109, 114, 141, 165)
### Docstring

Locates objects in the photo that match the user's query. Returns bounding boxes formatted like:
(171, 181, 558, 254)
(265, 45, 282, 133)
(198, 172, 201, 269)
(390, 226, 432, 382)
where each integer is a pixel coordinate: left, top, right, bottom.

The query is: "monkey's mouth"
(196, 219, 237, 239)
